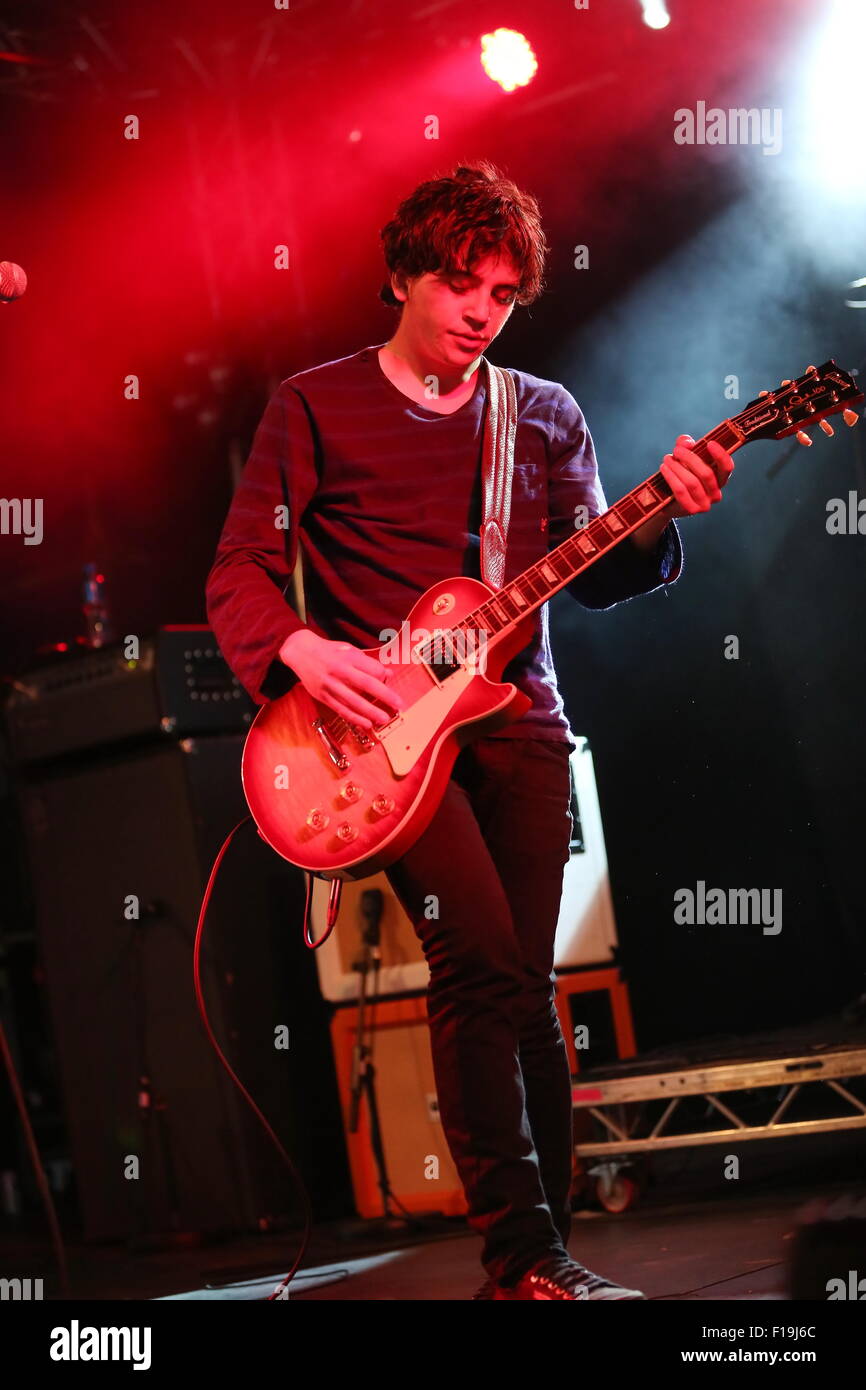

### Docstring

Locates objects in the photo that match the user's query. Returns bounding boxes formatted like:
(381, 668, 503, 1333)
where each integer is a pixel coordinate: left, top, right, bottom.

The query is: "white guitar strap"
(479, 358, 517, 591)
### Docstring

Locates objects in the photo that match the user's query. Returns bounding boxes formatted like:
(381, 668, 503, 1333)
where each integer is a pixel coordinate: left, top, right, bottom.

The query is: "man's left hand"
(660, 434, 735, 518)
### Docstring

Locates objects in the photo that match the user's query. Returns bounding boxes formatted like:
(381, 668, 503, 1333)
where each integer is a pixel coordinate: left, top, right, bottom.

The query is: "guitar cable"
(193, 815, 336, 1301)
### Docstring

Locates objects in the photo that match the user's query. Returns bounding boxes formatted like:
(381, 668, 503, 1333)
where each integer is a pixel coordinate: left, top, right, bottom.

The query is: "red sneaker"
(492, 1255, 646, 1300)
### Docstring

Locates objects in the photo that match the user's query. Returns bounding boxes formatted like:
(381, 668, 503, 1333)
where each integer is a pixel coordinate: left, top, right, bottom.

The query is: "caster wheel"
(594, 1170, 639, 1213)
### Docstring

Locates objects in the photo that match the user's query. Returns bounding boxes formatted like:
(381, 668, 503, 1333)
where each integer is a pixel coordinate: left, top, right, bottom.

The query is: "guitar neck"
(455, 419, 746, 647)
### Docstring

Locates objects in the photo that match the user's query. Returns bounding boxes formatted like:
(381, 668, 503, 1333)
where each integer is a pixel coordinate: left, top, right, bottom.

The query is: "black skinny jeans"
(384, 735, 575, 1285)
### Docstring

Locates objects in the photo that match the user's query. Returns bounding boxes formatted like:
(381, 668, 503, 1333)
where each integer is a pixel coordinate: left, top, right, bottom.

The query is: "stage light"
(802, 0, 866, 193)
(845, 276, 866, 309)
(640, 0, 670, 30)
(480, 28, 537, 93)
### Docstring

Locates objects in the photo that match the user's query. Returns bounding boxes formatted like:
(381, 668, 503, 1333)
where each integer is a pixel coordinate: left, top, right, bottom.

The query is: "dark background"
(1, 0, 864, 1052)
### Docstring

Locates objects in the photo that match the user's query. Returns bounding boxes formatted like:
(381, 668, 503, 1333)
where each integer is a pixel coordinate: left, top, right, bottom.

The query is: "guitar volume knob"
(336, 823, 358, 843)
(372, 795, 395, 815)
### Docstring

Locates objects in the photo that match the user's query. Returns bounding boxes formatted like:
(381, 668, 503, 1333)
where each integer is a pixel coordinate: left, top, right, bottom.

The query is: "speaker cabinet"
(16, 734, 351, 1242)
(330, 997, 466, 1219)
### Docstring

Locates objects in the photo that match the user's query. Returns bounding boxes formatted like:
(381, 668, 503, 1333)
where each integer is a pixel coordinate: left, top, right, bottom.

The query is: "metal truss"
(572, 1046, 866, 1156)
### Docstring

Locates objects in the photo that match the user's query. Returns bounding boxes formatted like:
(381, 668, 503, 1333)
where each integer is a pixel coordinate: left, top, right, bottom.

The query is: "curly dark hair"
(378, 160, 549, 312)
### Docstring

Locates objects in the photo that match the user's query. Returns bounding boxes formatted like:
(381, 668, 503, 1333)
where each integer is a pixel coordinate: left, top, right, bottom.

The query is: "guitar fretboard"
(432, 421, 744, 655)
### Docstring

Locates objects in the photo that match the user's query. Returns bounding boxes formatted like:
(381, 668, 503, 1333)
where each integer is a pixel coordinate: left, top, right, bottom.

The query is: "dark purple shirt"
(206, 343, 683, 749)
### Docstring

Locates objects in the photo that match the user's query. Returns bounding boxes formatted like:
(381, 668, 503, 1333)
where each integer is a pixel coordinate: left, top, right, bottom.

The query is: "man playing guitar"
(206, 161, 734, 1300)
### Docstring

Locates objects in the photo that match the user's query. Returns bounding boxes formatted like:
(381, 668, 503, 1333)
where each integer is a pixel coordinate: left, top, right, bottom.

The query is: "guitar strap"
(479, 358, 517, 591)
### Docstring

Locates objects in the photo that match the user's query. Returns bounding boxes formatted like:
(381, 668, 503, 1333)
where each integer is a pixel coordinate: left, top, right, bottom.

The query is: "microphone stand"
(347, 890, 405, 1231)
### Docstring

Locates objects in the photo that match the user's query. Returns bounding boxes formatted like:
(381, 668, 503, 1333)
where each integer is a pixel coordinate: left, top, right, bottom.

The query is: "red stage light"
(480, 28, 538, 93)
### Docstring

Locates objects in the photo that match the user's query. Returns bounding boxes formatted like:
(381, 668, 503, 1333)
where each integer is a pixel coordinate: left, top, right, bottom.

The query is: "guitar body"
(242, 575, 535, 881)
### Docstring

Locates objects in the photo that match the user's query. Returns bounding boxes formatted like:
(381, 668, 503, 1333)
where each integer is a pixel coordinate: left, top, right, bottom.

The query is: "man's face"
(392, 249, 520, 366)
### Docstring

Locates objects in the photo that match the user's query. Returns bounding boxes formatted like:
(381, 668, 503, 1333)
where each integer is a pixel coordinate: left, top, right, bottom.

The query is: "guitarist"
(206, 161, 734, 1300)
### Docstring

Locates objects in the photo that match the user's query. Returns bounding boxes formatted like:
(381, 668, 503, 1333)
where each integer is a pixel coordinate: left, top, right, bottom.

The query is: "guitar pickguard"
(375, 661, 477, 775)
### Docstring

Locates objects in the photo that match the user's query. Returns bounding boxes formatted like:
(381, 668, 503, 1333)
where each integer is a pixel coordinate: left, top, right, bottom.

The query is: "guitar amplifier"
(2, 626, 255, 766)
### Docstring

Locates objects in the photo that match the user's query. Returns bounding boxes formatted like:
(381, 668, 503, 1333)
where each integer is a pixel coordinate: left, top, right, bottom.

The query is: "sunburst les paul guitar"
(242, 361, 862, 882)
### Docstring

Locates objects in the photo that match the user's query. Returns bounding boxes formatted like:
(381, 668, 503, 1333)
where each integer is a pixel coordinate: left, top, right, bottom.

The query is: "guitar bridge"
(312, 717, 350, 771)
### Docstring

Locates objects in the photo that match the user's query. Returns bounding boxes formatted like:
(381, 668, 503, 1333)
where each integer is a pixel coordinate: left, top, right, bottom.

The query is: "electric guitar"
(241, 360, 862, 882)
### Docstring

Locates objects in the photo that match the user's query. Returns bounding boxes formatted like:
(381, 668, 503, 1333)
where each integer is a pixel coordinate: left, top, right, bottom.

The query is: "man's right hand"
(278, 629, 405, 731)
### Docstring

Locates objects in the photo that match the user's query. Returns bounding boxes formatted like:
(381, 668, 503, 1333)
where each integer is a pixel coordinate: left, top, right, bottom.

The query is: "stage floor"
(5, 1138, 864, 1301)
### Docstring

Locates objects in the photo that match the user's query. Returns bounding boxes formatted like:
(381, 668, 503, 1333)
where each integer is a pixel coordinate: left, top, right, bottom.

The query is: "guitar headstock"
(736, 360, 863, 446)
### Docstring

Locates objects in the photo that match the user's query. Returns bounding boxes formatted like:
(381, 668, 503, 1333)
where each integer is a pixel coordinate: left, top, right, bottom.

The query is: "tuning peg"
(843, 408, 859, 426)
(781, 379, 792, 386)
(819, 419, 835, 436)
(806, 364, 817, 373)
(796, 430, 812, 446)
(759, 389, 770, 397)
